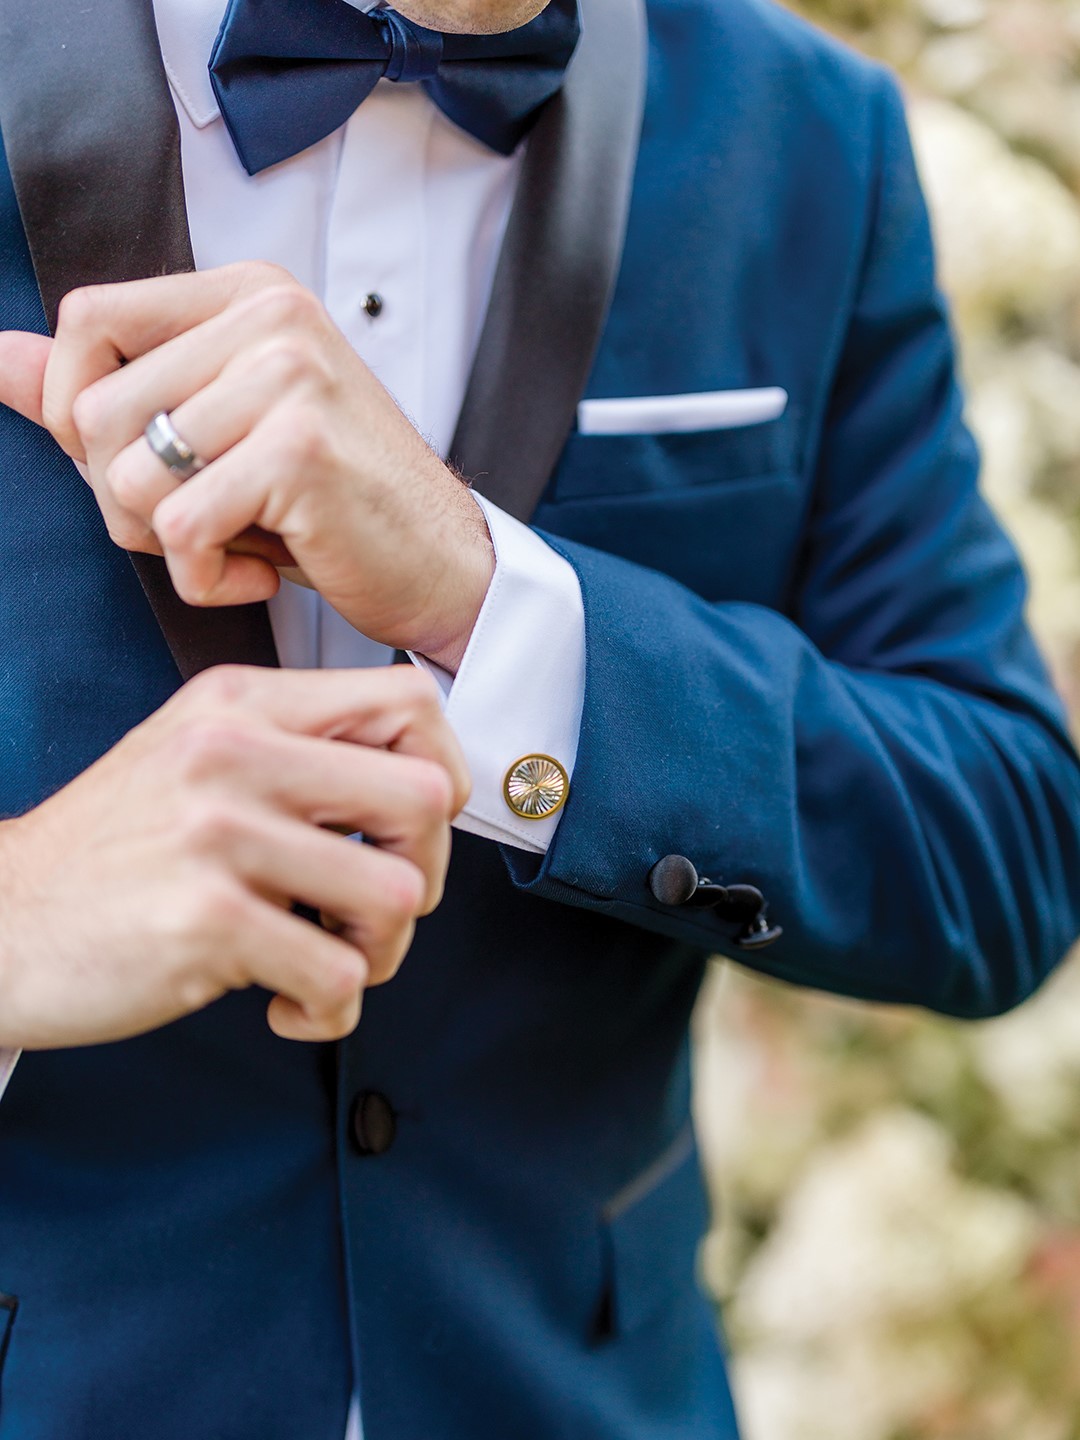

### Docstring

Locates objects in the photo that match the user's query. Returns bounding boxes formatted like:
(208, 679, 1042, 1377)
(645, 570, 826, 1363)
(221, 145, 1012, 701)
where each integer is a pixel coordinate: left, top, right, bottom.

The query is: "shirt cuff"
(409, 492, 586, 854)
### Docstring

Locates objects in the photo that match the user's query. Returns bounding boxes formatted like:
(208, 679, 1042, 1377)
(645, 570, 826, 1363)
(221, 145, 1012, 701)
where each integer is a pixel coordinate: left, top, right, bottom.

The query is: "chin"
(391, 0, 552, 33)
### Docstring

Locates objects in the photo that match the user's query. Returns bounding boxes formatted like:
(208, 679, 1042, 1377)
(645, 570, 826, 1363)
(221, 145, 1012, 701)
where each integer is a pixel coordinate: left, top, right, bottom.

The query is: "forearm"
(504, 534, 1080, 1017)
(497, 68, 1080, 1016)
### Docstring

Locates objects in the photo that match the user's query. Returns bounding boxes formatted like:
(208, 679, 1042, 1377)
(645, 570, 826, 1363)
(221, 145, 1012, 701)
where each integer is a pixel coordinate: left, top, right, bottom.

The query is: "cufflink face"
(503, 754, 569, 820)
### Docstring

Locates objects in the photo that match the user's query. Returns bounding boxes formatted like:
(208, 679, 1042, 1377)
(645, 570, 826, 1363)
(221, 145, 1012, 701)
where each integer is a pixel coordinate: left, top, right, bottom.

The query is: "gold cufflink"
(503, 754, 569, 820)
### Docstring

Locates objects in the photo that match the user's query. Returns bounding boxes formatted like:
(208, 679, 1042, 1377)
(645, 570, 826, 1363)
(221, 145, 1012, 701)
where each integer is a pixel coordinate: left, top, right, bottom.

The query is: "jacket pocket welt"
(594, 1123, 711, 1342)
(551, 414, 797, 503)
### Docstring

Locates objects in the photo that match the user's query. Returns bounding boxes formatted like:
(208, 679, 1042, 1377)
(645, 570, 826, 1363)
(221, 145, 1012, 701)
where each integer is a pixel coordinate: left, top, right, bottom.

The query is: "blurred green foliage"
(692, 3, 1080, 1434)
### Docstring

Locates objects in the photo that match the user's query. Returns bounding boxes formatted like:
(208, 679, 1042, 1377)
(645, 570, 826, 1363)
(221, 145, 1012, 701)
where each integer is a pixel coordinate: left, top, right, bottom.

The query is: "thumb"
(0, 331, 52, 428)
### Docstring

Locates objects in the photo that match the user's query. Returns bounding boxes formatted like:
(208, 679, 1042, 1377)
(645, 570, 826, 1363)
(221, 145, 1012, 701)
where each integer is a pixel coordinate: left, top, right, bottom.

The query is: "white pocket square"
(577, 387, 788, 437)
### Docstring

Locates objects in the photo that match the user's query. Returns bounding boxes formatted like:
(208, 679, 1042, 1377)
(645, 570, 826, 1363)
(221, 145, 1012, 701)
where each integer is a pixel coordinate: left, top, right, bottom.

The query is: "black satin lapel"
(449, 0, 648, 523)
(0, 0, 278, 678)
(0, 0, 193, 326)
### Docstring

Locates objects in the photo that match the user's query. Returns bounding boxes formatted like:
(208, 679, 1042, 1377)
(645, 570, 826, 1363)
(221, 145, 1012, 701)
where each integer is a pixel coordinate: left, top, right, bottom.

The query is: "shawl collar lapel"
(450, 0, 648, 523)
(0, 0, 279, 678)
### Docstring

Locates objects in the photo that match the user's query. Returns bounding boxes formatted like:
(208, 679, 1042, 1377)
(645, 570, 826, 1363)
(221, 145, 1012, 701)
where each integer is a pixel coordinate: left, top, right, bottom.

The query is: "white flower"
(907, 97, 1080, 333)
(732, 1108, 1036, 1340)
(972, 951, 1080, 1135)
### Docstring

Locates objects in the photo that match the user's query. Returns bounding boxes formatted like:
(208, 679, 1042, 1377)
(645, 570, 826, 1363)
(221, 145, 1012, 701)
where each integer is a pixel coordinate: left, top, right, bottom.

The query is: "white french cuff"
(409, 492, 586, 854)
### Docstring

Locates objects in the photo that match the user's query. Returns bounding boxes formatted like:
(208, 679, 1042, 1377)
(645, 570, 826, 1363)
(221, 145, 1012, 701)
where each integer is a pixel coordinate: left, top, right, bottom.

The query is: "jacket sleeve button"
(735, 913, 784, 951)
(648, 854, 701, 906)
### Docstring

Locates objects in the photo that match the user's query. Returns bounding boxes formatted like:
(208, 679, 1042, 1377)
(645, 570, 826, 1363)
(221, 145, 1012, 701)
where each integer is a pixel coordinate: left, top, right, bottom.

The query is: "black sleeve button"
(647, 853, 701, 907)
(362, 292, 384, 318)
(647, 854, 782, 950)
(350, 1091, 397, 1156)
(735, 912, 784, 951)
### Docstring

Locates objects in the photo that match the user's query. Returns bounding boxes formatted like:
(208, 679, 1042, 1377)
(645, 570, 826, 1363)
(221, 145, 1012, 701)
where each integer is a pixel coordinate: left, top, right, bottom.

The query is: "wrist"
(412, 490, 496, 675)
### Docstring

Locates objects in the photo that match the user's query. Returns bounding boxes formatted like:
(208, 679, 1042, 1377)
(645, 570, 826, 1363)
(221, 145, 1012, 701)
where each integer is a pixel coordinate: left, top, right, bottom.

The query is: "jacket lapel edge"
(0, 0, 278, 678)
(450, 0, 649, 524)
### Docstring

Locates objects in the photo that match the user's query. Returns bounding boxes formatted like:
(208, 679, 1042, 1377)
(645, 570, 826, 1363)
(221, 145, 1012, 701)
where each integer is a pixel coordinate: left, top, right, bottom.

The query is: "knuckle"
(170, 714, 251, 781)
(418, 868, 446, 918)
(408, 757, 455, 819)
(236, 259, 294, 292)
(252, 335, 330, 391)
(395, 664, 441, 709)
(268, 406, 332, 474)
(105, 515, 152, 551)
(197, 877, 250, 934)
(312, 1005, 363, 1042)
(173, 971, 223, 1015)
(176, 796, 244, 856)
(183, 664, 253, 711)
(56, 284, 105, 335)
(154, 500, 196, 550)
(175, 578, 218, 610)
(70, 385, 107, 445)
(104, 451, 146, 510)
(255, 281, 325, 331)
(308, 1015, 355, 1043)
(39, 389, 68, 440)
(157, 875, 246, 953)
(367, 921, 415, 986)
(326, 959, 365, 1006)
(381, 859, 427, 920)
(281, 405, 330, 465)
(310, 955, 366, 1015)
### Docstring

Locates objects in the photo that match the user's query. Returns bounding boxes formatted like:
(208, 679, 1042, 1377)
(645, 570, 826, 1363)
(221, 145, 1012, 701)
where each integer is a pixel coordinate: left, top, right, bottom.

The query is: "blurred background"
(690, 1, 1080, 1435)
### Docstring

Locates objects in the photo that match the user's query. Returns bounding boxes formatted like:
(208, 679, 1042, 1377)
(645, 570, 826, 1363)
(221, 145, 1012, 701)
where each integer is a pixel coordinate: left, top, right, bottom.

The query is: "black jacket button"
(350, 1091, 396, 1156)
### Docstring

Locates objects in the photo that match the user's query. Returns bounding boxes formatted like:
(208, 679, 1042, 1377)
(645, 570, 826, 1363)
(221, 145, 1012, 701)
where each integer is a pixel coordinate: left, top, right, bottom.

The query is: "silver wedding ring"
(144, 410, 207, 481)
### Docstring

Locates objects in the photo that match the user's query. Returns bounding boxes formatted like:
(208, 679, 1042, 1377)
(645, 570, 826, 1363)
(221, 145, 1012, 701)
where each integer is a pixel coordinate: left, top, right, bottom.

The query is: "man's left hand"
(0, 262, 495, 672)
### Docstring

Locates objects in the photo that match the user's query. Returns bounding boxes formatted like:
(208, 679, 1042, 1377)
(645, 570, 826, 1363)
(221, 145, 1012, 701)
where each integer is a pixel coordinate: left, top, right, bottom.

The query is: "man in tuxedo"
(0, 0, 1079, 1436)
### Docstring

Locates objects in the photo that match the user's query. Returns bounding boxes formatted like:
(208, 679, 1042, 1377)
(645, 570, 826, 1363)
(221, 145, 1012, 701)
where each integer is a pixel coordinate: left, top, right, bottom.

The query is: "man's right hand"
(0, 664, 468, 1050)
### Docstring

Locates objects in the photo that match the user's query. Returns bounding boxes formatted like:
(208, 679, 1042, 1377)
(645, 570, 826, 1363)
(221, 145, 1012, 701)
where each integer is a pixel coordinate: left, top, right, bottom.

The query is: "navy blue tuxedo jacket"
(2, 0, 1080, 1436)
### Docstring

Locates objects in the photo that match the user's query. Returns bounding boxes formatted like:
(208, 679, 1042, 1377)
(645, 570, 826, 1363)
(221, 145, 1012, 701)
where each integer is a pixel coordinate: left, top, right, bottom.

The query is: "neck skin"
(391, 0, 550, 33)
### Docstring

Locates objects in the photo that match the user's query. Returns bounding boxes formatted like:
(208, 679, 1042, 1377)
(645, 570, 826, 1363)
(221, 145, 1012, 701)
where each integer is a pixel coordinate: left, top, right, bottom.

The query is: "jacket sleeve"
(503, 73, 1080, 1018)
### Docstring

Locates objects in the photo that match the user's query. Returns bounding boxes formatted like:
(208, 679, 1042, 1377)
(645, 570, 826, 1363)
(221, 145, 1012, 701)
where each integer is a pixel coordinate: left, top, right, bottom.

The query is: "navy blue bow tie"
(209, 0, 581, 175)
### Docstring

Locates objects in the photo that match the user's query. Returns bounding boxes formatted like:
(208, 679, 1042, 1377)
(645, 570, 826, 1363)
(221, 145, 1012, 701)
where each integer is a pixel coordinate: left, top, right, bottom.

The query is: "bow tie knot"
(375, 11, 444, 83)
(209, 0, 580, 177)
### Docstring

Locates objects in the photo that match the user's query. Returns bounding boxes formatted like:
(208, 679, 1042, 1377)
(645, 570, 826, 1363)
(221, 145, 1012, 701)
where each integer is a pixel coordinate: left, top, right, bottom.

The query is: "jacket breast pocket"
(594, 1124, 710, 1342)
(539, 418, 804, 608)
(551, 409, 797, 504)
